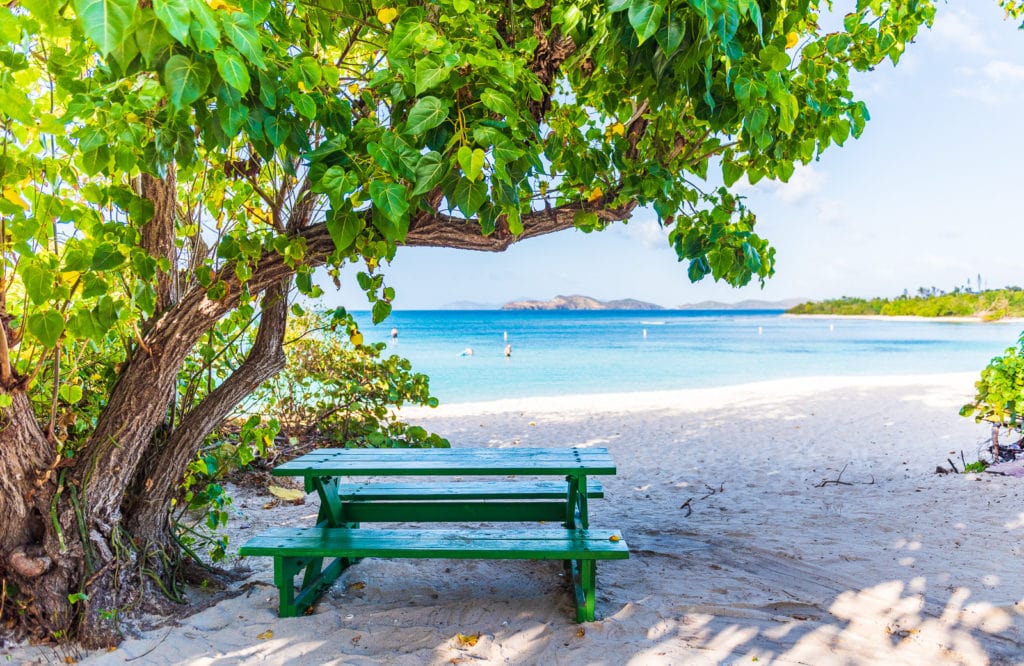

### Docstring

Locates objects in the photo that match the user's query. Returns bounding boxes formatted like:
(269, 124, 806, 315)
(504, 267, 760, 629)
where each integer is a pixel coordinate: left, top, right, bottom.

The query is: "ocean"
(350, 310, 1023, 404)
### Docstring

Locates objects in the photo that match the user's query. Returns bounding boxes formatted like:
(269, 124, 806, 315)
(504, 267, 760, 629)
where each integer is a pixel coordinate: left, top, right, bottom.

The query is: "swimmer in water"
(504, 343, 512, 358)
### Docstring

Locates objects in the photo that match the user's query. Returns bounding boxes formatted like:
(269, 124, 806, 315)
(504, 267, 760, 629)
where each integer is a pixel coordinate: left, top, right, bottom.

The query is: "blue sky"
(327, 4, 1024, 310)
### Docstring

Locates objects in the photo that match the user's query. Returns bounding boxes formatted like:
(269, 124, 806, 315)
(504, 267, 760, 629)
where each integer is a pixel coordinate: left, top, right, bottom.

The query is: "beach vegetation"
(961, 332, 1024, 453)
(0, 0, 937, 648)
(961, 460, 989, 474)
(787, 288, 1024, 320)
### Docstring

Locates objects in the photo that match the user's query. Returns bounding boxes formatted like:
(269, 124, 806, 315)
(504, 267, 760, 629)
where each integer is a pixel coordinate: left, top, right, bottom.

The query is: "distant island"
(502, 294, 665, 311)
(677, 298, 806, 310)
(787, 288, 1024, 321)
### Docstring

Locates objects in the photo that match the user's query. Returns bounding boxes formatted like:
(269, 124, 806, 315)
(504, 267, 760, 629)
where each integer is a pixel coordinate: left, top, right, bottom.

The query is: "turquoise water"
(350, 310, 1023, 404)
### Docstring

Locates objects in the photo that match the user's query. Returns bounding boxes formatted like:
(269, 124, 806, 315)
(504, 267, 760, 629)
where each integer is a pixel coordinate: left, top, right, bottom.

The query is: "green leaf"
(134, 11, 172, 65)
(214, 49, 250, 94)
(369, 181, 410, 236)
(186, 0, 219, 50)
(238, 0, 270, 22)
(292, 93, 316, 119)
(372, 300, 392, 324)
(480, 88, 515, 117)
(72, 0, 136, 55)
(91, 242, 126, 270)
(164, 54, 210, 108)
(608, 0, 630, 10)
(66, 310, 105, 343)
(628, 0, 664, 45)
(222, 12, 265, 69)
(326, 212, 363, 252)
(451, 178, 487, 218)
(58, 384, 84, 404)
(21, 263, 53, 305)
(777, 92, 798, 134)
(412, 151, 446, 196)
(722, 160, 743, 187)
(746, 0, 763, 41)
(26, 310, 64, 348)
(403, 96, 448, 136)
(414, 55, 449, 95)
(655, 6, 684, 53)
(457, 146, 485, 182)
(153, 0, 190, 43)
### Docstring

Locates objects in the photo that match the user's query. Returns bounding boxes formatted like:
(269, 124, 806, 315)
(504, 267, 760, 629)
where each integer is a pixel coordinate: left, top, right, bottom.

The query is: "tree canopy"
(0, 0, 936, 647)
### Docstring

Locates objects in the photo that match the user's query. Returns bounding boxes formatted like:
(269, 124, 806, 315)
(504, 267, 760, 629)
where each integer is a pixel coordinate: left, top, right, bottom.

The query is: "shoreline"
(403, 371, 981, 415)
(784, 313, 1024, 324)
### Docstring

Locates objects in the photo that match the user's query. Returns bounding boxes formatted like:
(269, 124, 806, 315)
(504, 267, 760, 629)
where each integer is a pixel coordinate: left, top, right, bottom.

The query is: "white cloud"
(931, 9, 994, 56)
(775, 164, 825, 204)
(734, 164, 826, 204)
(623, 216, 667, 249)
(982, 60, 1024, 82)
(951, 59, 1024, 104)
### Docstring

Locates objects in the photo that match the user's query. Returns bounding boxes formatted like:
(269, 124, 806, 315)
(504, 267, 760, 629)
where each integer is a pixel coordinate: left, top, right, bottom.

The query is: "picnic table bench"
(239, 447, 628, 622)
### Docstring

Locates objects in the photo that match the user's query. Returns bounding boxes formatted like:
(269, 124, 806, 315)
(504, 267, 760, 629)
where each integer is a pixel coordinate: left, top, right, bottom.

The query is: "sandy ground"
(6, 373, 1024, 665)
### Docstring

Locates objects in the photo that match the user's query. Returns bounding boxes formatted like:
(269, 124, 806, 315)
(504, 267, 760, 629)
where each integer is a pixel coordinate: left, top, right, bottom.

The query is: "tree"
(0, 0, 934, 647)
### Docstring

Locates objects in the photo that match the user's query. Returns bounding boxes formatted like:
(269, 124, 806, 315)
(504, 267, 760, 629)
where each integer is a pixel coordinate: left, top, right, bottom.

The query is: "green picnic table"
(239, 447, 628, 621)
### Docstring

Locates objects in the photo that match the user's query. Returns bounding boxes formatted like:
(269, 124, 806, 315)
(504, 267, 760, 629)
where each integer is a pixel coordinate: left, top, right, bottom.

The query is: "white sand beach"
(8, 373, 1024, 665)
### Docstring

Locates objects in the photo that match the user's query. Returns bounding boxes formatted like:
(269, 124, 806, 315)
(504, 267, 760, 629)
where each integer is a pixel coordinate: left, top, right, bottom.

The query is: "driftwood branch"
(815, 463, 875, 487)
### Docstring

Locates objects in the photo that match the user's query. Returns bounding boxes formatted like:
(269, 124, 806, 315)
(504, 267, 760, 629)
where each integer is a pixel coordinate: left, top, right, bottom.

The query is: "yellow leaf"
(609, 534, 620, 542)
(297, 81, 307, 92)
(207, 0, 241, 11)
(61, 270, 81, 285)
(785, 31, 798, 49)
(455, 633, 479, 647)
(376, 7, 398, 24)
(576, 627, 585, 638)
(587, 186, 603, 202)
(609, 122, 625, 136)
(347, 581, 366, 591)
(256, 629, 273, 640)
(2, 188, 29, 210)
(349, 331, 364, 346)
(347, 83, 361, 96)
(267, 485, 305, 502)
(124, 112, 139, 123)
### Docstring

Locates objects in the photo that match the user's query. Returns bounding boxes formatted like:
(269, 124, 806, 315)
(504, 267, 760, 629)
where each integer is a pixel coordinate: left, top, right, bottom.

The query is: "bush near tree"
(0, 0, 935, 647)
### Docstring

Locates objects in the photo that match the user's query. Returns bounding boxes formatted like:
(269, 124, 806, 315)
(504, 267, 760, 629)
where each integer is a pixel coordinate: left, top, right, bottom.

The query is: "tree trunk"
(0, 391, 80, 642)
(123, 280, 290, 545)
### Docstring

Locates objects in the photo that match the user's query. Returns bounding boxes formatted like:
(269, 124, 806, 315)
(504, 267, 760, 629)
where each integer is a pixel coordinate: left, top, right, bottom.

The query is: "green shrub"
(960, 332, 1024, 455)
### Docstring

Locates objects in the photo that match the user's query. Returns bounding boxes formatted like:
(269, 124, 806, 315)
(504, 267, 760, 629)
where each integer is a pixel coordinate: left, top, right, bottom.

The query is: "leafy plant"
(961, 332, 1024, 429)
(961, 332, 1024, 460)
(254, 312, 448, 448)
(962, 460, 989, 474)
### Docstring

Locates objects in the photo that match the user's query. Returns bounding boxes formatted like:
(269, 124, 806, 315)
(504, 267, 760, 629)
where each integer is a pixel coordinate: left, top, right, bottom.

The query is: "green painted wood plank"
(342, 501, 568, 523)
(335, 480, 604, 501)
(239, 527, 629, 560)
(272, 447, 616, 477)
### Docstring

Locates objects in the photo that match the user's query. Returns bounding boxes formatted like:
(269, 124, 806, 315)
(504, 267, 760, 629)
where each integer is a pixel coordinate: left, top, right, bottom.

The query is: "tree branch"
(137, 166, 178, 315)
(123, 280, 291, 540)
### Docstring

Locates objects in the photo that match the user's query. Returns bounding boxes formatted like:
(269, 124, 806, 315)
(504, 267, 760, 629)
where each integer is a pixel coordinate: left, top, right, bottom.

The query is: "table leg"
(312, 477, 357, 528)
(571, 559, 597, 622)
(564, 474, 589, 529)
